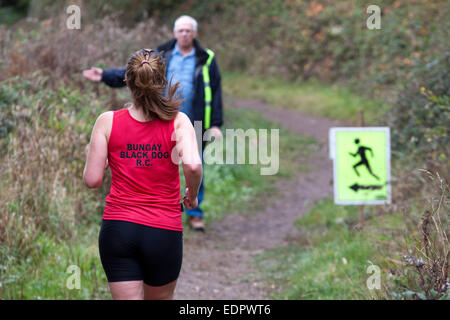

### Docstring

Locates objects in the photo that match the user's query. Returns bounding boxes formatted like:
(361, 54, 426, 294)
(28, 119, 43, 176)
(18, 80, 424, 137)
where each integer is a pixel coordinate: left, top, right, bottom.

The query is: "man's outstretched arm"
(101, 68, 127, 88)
(83, 67, 127, 88)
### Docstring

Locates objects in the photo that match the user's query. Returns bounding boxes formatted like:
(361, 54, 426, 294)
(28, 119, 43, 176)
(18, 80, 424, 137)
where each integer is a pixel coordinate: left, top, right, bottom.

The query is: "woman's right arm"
(174, 112, 203, 209)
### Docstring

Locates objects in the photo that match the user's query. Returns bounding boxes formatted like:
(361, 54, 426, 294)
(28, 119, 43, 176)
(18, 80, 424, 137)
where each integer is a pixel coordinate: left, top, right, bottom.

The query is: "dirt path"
(174, 95, 344, 299)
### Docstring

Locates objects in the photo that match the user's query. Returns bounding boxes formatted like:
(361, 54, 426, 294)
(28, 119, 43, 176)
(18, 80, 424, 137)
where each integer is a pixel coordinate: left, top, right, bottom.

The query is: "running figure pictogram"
(349, 138, 379, 180)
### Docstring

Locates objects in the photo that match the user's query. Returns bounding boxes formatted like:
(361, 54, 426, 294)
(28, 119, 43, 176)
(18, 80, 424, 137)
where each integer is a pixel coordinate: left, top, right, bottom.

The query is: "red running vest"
(103, 108, 182, 231)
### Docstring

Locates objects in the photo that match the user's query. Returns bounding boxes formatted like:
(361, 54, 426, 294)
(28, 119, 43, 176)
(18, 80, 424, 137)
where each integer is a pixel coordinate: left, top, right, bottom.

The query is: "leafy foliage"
(389, 53, 450, 174)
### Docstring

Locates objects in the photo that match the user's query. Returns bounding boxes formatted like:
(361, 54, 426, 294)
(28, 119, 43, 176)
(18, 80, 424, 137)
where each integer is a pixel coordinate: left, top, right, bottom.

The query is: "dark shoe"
(188, 216, 205, 232)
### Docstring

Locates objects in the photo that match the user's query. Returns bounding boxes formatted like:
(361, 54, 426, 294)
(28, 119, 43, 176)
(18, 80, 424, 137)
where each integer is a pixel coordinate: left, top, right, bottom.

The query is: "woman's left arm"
(83, 112, 112, 188)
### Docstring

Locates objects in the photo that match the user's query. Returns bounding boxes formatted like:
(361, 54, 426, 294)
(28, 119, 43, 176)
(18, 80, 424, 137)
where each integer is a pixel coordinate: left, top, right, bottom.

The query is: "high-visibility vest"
(202, 49, 215, 130)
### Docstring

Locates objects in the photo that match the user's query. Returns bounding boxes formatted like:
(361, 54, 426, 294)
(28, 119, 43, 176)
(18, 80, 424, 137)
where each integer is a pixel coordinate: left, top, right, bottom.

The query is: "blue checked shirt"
(166, 43, 196, 121)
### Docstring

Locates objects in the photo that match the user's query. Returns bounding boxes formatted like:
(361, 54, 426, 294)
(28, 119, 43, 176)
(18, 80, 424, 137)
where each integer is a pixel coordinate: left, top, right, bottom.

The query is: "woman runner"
(83, 48, 202, 300)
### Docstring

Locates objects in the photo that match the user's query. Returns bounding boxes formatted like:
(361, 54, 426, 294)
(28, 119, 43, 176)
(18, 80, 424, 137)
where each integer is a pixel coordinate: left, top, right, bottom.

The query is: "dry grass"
(0, 14, 171, 85)
(413, 171, 449, 299)
(383, 170, 449, 299)
(0, 76, 94, 255)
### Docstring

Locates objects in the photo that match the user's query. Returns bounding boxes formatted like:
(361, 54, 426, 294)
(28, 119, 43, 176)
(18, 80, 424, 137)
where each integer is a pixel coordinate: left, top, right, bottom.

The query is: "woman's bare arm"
(83, 112, 113, 188)
(173, 112, 202, 208)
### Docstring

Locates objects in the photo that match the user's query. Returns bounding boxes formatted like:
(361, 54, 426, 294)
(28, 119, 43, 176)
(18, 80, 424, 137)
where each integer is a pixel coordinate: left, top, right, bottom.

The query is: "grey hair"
(173, 15, 198, 32)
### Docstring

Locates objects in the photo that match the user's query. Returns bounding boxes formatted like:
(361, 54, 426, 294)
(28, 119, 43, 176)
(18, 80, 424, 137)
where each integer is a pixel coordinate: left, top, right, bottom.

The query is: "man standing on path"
(83, 15, 223, 231)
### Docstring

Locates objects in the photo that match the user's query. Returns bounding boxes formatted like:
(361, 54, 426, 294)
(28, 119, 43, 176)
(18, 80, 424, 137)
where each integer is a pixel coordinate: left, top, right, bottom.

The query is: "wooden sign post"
(358, 110, 365, 227)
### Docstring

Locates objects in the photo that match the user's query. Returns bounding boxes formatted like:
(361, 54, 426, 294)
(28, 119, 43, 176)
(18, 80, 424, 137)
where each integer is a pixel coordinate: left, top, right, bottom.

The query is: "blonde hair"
(125, 49, 183, 121)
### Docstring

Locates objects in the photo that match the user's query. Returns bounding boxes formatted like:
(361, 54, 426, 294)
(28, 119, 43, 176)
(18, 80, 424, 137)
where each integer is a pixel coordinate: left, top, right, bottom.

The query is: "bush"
(0, 81, 21, 139)
(385, 171, 449, 300)
(183, 0, 450, 99)
(389, 52, 450, 176)
(0, 15, 171, 84)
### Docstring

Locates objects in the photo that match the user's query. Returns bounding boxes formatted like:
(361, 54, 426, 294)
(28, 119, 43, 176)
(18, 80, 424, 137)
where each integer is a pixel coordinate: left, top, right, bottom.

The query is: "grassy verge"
(0, 223, 110, 299)
(222, 72, 390, 124)
(253, 199, 388, 299)
(254, 188, 448, 300)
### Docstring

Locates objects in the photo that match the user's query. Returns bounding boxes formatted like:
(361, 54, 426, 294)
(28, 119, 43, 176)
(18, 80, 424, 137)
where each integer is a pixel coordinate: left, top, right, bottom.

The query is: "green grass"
(0, 223, 110, 299)
(252, 197, 440, 300)
(253, 199, 392, 300)
(223, 72, 389, 124)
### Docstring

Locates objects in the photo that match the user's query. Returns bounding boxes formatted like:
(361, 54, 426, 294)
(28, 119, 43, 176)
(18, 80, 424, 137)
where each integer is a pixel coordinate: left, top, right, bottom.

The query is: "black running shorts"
(98, 219, 183, 286)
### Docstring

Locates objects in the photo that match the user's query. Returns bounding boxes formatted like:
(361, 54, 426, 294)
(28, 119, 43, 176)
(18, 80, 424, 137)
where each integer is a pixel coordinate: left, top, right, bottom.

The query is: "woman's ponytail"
(125, 49, 183, 121)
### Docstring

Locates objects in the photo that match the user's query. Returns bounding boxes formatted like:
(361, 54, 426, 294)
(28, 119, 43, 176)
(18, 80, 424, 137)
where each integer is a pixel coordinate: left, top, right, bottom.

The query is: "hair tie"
(140, 60, 150, 67)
